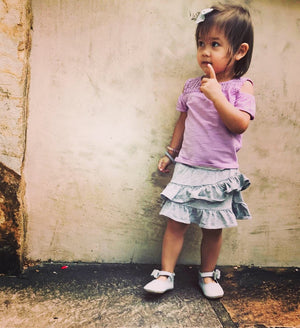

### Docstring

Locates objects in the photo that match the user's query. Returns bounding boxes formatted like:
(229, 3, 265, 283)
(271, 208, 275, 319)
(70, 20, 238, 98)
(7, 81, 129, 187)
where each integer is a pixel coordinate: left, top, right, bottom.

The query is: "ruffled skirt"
(159, 163, 252, 229)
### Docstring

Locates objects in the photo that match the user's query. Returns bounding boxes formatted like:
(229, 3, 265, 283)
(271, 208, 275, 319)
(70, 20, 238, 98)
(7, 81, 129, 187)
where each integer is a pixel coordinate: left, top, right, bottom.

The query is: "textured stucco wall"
(0, 0, 31, 273)
(0, 0, 31, 174)
(24, 0, 299, 266)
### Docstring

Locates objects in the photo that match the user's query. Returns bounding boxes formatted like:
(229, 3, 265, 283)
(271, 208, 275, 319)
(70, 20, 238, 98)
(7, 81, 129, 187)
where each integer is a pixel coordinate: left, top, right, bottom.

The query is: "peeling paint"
(0, 162, 22, 274)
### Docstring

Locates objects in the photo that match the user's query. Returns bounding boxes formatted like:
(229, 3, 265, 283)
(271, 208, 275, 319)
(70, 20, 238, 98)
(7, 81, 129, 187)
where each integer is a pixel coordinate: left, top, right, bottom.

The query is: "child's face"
(196, 26, 234, 81)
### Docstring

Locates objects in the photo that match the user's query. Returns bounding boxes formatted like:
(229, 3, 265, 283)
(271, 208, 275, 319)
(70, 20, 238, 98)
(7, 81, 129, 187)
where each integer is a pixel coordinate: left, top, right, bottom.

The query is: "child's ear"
(235, 43, 249, 61)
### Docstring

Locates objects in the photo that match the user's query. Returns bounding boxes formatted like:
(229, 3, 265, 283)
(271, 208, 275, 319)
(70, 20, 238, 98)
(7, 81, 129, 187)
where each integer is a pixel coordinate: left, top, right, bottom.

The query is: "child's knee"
(201, 228, 222, 238)
(167, 219, 189, 235)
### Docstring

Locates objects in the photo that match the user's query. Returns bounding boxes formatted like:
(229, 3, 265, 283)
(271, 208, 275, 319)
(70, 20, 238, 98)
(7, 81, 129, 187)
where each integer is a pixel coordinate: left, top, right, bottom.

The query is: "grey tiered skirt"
(159, 163, 252, 229)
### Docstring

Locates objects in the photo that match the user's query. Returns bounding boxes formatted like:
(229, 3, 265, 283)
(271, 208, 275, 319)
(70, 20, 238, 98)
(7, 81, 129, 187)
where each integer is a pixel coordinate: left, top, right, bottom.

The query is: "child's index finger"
(207, 64, 217, 79)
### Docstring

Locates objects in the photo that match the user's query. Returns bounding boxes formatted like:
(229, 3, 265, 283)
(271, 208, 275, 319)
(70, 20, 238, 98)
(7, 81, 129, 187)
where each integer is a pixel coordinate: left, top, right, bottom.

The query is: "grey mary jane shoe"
(144, 269, 175, 294)
(199, 269, 224, 299)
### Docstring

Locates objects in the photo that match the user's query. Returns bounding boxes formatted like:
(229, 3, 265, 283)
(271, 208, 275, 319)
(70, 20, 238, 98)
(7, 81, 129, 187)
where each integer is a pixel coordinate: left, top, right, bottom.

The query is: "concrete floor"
(0, 264, 299, 328)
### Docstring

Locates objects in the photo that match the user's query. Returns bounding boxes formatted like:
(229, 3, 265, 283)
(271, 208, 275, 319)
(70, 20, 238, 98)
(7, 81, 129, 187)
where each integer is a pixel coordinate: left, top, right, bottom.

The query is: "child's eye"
(198, 40, 205, 47)
(212, 42, 220, 47)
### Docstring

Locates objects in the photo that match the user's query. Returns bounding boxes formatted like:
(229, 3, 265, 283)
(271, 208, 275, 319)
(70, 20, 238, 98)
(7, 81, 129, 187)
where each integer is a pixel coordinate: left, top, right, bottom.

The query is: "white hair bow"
(190, 8, 214, 24)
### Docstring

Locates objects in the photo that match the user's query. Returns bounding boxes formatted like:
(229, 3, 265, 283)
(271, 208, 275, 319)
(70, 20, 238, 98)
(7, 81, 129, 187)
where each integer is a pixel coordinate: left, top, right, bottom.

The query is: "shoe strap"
(151, 269, 175, 279)
(199, 269, 221, 280)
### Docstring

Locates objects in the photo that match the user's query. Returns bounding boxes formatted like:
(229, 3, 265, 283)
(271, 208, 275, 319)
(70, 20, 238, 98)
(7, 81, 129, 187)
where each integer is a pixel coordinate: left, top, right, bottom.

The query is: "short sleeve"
(235, 80, 256, 120)
(176, 80, 192, 112)
(176, 93, 188, 112)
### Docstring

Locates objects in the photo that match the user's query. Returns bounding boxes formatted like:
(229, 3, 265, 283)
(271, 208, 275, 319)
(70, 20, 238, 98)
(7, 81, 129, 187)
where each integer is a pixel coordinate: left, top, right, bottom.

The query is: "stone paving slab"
(0, 264, 234, 328)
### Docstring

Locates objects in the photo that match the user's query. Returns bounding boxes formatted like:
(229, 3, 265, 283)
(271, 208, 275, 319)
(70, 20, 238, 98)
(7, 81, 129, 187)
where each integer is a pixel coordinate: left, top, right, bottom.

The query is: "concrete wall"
(0, 0, 31, 174)
(0, 0, 31, 273)
(23, 0, 300, 266)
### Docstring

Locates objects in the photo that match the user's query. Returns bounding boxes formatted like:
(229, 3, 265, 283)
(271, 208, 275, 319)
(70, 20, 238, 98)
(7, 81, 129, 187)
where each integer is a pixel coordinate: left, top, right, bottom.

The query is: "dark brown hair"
(195, 4, 254, 78)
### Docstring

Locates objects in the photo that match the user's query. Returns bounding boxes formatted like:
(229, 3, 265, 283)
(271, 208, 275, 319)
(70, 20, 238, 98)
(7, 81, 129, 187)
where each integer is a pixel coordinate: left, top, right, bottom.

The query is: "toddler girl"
(144, 3, 255, 299)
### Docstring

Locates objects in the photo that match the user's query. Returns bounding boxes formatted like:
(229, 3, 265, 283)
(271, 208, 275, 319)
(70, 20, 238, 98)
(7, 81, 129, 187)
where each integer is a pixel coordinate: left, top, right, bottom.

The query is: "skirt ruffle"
(159, 163, 252, 229)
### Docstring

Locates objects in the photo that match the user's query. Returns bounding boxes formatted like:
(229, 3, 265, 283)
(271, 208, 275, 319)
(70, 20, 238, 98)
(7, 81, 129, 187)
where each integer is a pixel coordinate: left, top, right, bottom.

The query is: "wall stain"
(150, 166, 174, 190)
(0, 87, 11, 98)
(281, 42, 291, 54)
(253, 145, 269, 158)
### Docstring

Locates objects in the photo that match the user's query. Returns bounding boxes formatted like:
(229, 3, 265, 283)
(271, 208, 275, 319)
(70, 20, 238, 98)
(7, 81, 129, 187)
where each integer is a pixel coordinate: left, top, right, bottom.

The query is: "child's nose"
(202, 46, 210, 56)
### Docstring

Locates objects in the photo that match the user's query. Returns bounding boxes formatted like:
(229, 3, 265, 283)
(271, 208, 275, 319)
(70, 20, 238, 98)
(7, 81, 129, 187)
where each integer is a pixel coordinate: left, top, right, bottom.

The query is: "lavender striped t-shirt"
(176, 77, 256, 169)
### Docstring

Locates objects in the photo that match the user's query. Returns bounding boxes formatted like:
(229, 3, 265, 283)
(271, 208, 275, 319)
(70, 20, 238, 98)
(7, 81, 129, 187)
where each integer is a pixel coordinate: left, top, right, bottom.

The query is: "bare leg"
(200, 228, 223, 283)
(158, 219, 189, 279)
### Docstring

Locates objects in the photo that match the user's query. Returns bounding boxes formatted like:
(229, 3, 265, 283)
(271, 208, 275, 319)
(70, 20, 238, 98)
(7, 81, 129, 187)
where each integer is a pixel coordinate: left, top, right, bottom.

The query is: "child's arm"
(158, 111, 187, 173)
(200, 64, 252, 134)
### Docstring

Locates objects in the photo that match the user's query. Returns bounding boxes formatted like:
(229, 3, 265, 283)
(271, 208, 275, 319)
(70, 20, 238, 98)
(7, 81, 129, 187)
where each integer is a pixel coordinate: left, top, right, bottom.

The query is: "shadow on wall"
(0, 162, 23, 274)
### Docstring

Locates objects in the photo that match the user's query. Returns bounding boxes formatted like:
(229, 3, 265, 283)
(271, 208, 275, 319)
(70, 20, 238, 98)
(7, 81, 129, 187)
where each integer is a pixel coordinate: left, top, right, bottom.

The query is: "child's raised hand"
(158, 156, 171, 173)
(200, 64, 223, 102)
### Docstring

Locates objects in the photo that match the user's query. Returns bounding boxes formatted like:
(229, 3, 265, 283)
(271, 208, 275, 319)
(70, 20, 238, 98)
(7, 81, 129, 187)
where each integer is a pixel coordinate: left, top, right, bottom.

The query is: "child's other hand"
(200, 64, 223, 102)
(158, 156, 171, 173)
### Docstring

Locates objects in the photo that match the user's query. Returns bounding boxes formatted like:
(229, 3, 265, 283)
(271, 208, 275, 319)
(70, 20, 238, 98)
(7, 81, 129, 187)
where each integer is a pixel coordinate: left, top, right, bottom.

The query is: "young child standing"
(144, 4, 255, 299)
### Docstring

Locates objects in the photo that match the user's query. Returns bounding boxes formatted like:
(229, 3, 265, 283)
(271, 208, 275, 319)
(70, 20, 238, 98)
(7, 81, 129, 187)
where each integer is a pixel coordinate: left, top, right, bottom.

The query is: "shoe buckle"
(151, 269, 160, 279)
(213, 269, 221, 280)
(200, 269, 221, 280)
